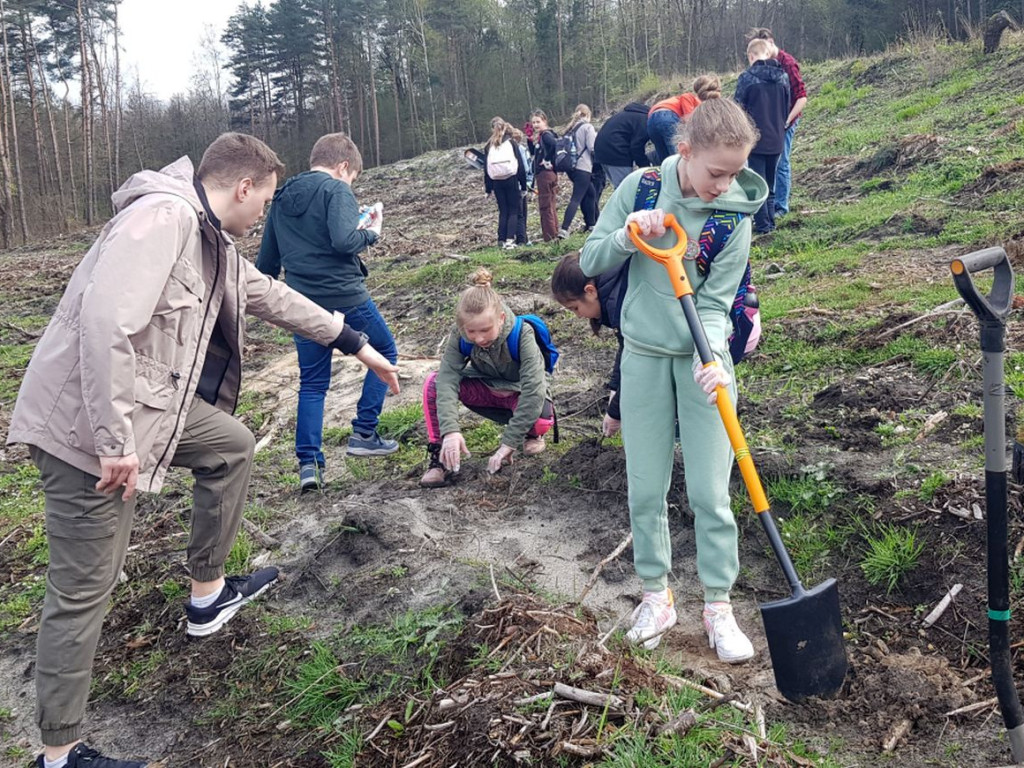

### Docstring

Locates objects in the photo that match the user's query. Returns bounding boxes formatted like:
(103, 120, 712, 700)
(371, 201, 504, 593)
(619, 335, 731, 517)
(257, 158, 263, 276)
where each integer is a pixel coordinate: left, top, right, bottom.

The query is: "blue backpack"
(459, 314, 560, 373)
(632, 167, 761, 364)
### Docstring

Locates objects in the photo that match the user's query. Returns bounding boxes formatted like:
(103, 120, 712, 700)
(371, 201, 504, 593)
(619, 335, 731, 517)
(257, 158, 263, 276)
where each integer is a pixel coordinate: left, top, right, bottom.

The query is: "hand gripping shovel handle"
(627, 216, 804, 595)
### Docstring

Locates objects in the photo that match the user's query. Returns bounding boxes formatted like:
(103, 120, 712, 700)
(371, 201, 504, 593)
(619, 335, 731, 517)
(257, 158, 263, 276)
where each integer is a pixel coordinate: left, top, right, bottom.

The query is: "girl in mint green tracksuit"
(579, 97, 767, 663)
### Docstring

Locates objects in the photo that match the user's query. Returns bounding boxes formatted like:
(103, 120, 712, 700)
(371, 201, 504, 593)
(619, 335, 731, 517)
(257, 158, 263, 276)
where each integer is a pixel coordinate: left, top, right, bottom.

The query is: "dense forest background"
(0, 0, 1018, 245)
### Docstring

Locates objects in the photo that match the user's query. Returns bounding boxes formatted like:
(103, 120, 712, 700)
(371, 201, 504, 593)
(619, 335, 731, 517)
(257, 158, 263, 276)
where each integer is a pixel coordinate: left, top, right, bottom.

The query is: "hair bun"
(470, 267, 493, 288)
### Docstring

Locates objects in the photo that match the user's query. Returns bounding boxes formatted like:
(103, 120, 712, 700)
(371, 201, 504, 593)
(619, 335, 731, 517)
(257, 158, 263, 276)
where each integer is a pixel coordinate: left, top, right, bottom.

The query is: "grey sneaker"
(558, 228, 570, 239)
(347, 431, 399, 457)
(299, 463, 323, 493)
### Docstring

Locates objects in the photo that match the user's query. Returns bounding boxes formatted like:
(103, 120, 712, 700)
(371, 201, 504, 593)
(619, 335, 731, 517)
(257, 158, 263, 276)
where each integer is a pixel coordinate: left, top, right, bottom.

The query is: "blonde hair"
(673, 98, 759, 152)
(570, 103, 592, 124)
(530, 109, 550, 129)
(198, 132, 285, 189)
(510, 127, 524, 143)
(747, 38, 772, 59)
(692, 75, 722, 101)
(489, 118, 509, 148)
(456, 268, 504, 330)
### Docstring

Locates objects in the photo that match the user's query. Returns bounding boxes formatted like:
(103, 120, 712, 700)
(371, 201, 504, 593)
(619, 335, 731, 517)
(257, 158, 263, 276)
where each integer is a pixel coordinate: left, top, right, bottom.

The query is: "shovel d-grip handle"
(627, 214, 692, 298)
(951, 247, 1014, 353)
(634, 218, 805, 594)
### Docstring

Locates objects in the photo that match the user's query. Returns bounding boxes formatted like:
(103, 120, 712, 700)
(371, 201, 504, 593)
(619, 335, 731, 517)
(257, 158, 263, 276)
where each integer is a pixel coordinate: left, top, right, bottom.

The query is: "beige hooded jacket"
(7, 156, 347, 492)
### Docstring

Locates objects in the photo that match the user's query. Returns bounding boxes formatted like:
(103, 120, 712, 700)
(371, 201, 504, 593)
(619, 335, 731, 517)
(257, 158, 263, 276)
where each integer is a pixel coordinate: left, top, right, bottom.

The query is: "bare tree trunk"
(392, 57, 403, 158)
(53, 60, 79, 218)
(411, 0, 438, 148)
(77, 0, 95, 224)
(556, 0, 565, 113)
(365, 30, 381, 166)
(0, 0, 29, 241)
(30, 18, 68, 223)
(18, 11, 51, 201)
(87, 21, 115, 208)
(113, 2, 122, 182)
(0, 55, 13, 247)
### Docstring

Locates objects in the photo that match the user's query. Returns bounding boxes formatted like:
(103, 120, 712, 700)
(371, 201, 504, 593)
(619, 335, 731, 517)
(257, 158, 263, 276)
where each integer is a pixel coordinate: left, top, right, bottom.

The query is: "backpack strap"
(633, 167, 662, 212)
(506, 316, 525, 362)
(695, 210, 757, 364)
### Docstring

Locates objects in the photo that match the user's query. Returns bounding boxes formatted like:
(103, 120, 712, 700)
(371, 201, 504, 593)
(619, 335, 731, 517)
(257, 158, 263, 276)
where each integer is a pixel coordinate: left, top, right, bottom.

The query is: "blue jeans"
(293, 298, 397, 466)
(775, 118, 799, 215)
(747, 153, 779, 233)
(647, 110, 680, 163)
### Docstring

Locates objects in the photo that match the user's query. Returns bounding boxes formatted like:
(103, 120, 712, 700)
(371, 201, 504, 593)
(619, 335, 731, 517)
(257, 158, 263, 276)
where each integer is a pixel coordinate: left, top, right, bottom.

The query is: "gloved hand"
(487, 444, 516, 474)
(692, 355, 731, 405)
(441, 432, 470, 472)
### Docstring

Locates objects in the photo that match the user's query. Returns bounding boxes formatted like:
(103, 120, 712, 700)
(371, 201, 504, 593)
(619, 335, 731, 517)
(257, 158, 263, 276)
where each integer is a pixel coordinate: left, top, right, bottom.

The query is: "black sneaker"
(184, 566, 280, 637)
(36, 742, 148, 767)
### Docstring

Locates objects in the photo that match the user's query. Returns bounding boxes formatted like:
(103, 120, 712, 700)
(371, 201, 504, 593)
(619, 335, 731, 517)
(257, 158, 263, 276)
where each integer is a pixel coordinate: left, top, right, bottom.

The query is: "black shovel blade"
(760, 577, 848, 703)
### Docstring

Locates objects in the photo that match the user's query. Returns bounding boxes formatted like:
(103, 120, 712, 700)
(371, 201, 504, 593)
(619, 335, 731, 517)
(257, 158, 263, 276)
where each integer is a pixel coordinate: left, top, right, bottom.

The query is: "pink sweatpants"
(422, 371, 554, 444)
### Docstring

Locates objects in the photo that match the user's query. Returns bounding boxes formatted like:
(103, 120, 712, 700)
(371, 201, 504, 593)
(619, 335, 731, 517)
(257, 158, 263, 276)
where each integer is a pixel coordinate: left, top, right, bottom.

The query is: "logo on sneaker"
(214, 592, 244, 610)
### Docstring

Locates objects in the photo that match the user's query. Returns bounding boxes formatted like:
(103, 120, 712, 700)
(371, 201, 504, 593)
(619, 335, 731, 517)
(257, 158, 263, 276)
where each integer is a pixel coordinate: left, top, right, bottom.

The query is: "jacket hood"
(110, 155, 202, 214)
(624, 102, 650, 115)
(661, 156, 767, 215)
(273, 170, 334, 217)
(749, 59, 789, 86)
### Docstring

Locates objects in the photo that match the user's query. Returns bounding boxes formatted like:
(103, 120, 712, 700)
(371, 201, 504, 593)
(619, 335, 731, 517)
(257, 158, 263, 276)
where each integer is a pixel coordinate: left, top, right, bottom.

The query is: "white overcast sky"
(118, 0, 249, 100)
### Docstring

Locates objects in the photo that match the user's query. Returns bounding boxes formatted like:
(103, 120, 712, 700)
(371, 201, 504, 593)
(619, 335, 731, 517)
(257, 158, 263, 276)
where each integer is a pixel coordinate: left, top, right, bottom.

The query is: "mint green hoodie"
(580, 157, 767, 361)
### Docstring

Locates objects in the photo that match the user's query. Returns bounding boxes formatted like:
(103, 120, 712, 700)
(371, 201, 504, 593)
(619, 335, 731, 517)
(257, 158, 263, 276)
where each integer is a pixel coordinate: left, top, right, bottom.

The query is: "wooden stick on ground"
(921, 583, 963, 628)
(945, 697, 999, 717)
(662, 674, 753, 714)
(553, 682, 625, 710)
(882, 718, 912, 752)
(577, 532, 633, 603)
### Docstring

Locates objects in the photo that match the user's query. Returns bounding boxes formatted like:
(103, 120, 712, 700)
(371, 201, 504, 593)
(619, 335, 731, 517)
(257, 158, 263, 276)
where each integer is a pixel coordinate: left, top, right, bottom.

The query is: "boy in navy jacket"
(257, 133, 399, 492)
(734, 38, 790, 233)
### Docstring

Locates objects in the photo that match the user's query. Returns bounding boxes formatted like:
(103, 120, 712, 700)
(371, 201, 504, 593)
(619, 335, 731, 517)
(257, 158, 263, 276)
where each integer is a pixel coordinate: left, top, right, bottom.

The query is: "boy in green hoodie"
(580, 98, 766, 663)
(257, 133, 399, 492)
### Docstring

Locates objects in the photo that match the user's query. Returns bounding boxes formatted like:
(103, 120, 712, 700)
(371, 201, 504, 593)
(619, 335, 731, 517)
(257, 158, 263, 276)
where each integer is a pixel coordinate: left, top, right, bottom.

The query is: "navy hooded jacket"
(256, 170, 378, 308)
(734, 60, 791, 155)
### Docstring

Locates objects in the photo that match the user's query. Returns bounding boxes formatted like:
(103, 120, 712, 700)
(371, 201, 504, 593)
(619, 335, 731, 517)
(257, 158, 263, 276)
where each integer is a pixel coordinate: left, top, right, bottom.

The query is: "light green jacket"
(580, 156, 767, 361)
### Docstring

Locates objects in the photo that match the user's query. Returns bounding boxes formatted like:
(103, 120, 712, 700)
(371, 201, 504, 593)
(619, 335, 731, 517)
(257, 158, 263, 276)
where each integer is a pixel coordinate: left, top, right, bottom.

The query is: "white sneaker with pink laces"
(703, 601, 755, 663)
(626, 588, 678, 650)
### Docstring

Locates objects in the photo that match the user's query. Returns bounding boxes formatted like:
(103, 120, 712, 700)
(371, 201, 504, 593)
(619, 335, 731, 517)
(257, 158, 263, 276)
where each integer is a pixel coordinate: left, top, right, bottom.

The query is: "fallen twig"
(945, 697, 999, 717)
(577, 532, 633, 604)
(490, 563, 502, 604)
(657, 709, 697, 737)
(875, 298, 965, 340)
(662, 674, 753, 713)
(882, 717, 912, 752)
(922, 583, 963, 628)
(553, 682, 625, 710)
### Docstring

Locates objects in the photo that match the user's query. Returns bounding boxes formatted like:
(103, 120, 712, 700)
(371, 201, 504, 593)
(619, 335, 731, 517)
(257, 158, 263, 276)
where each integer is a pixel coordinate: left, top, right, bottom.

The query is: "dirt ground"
(3, 147, 1024, 767)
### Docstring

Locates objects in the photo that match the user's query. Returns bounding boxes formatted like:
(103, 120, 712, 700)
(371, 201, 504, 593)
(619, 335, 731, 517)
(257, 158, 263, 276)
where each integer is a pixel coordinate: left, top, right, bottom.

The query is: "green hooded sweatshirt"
(580, 157, 767, 362)
(435, 305, 550, 449)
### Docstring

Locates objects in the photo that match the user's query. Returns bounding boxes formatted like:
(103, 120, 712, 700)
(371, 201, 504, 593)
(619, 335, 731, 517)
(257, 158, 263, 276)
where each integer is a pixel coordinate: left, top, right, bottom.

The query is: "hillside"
(3, 32, 1024, 768)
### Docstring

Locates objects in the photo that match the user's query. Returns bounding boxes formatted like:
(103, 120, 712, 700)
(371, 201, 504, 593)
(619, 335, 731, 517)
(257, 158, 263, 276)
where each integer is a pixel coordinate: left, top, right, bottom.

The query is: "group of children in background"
(259, 26, 808, 663)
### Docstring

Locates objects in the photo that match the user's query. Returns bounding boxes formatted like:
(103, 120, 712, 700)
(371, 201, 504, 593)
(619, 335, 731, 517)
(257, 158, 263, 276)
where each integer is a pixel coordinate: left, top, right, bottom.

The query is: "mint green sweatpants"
(619, 346, 739, 602)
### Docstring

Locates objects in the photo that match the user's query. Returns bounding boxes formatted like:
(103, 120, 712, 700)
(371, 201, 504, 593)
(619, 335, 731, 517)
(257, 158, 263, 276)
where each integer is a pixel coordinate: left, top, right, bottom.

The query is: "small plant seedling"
(860, 523, 924, 593)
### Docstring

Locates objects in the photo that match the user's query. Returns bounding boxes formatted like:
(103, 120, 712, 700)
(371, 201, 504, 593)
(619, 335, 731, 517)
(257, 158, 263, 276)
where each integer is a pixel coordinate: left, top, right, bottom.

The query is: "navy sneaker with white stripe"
(185, 567, 280, 637)
(35, 742, 147, 767)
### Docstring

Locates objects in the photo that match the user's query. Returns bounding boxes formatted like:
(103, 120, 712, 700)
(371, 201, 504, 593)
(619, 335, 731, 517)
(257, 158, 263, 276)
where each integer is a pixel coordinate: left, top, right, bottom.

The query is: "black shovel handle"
(951, 248, 1013, 352)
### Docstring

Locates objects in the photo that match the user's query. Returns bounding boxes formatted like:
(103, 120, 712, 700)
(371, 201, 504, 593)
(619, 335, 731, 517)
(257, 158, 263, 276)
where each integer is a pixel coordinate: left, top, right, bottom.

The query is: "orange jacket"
(650, 92, 700, 118)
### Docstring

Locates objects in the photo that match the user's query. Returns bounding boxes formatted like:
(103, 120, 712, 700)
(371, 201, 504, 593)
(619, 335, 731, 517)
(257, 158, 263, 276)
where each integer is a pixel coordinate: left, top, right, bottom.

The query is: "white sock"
(190, 589, 220, 608)
(44, 753, 69, 768)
